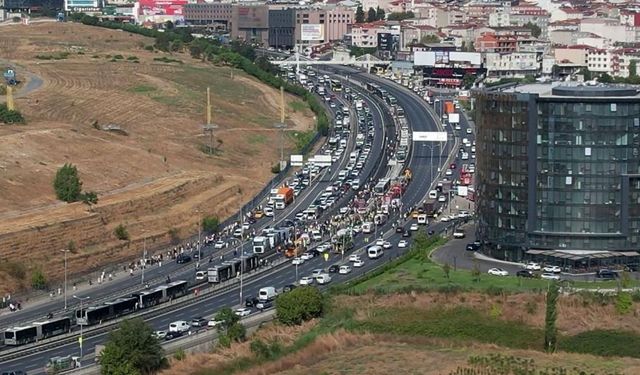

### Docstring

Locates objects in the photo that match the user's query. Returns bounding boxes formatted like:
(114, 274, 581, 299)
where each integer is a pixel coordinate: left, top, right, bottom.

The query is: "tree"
(544, 282, 559, 353)
(629, 60, 637, 78)
(202, 215, 220, 234)
(355, 6, 365, 23)
(419, 34, 440, 44)
(214, 307, 246, 347)
(53, 163, 83, 203)
(387, 11, 415, 21)
(214, 307, 240, 334)
(31, 268, 47, 290)
(462, 74, 476, 89)
(114, 224, 130, 241)
(81, 191, 98, 206)
(100, 318, 167, 375)
(367, 7, 377, 23)
(524, 21, 541, 38)
(276, 286, 325, 325)
(376, 6, 386, 21)
(598, 73, 613, 83)
(164, 20, 174, 30)
(577, 67, 592, 81)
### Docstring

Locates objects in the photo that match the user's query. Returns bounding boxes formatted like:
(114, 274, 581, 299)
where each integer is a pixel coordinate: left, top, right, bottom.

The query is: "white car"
(398, 240, 409, 248)
(524, 262, 541, 271)
(299, 276, 315, 285)
(300, 252, 314, 260)
(375, 238, 385, 246)
(541, 273, 560, 280)
(466, 128, 472, 134)
(543, 265, 562, 273)
(214, 241, 226, 249)
(382, 241, 392, 249)
(234, 308, 252, 317)
(440, 216, 451, 222)
(348, 254, 361, 262)
(153, 330, 168, 340)
(353, 259, 365, 268)
(311, 268, 324, 277)
(339, 207, 349, 214)
(195, 271, 206, 281)
(488, 268, 509, 276)
(410, 223, 419, 231)
(338, 265, 352, 274)
(438, 195, 447, 203)
(291, 257, 305, 265)
(445, 169, 453, 176)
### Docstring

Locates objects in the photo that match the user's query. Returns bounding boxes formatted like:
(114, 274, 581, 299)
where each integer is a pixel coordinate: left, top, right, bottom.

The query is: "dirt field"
(0, 22, 315, 293)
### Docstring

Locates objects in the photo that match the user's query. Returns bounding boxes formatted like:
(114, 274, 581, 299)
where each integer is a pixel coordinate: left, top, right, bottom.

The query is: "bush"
(173, 348, 186, 361)
(31, 268, 47, 290)
(250, 339, 283, 360)
(615, 292, 633, 314)
(560, 330, 640, 358)
(201, 215, 220, 234)
(114, 224, 129, 241)
(80, 191, 98, 205)
(0, 103, 25, 124)
(276, 286, 325, 325)
(53, 163, 83, 202)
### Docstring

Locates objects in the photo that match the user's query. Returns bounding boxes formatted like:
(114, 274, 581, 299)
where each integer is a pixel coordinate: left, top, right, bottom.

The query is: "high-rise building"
(474, 84, 640, 268)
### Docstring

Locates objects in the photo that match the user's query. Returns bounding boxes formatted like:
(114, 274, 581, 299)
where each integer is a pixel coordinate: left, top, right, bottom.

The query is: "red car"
(450, 163, 457, 169)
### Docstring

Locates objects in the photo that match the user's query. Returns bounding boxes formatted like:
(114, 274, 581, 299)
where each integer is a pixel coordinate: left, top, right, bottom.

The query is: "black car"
(427, 230, 435, 236)
(245, 296, 260, 307)
(596, 269, 618, 279)
(516, 270, 535, 278)
(309, 249, 321, 257)
(466, 243, 479, 251)
(395, 226, 404, 234)
(191, 317, 208, 327)
(165, 331, 183, 341)
(176, 254, 191, 264)
(328, 264, 340, 273)
(282, 284, 297, 293)
(283, 219, 295, 228)
(402, 230, 411, 237)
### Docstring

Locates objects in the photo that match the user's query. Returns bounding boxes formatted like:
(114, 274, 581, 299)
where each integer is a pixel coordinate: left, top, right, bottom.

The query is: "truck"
(252, 236, 270, 254)
(258, 286, 278, 302)
(332, 228, 354, 254)
(45, 355, 81, 374)
(273, 187, 294, 209)
(444, 101, 455, 114)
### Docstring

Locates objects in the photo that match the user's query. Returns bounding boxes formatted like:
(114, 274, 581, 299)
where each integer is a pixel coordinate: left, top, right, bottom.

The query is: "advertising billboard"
(414, 51, 435, 66)
(449, 52, 482, 65)
(139, 0, 187, 15)
(309, 154, 332, 166)
(448, 113, 460, 124)
(301, 24, 323, 41)
(236, 5, 269, 29)
(290, 155, 304, 167)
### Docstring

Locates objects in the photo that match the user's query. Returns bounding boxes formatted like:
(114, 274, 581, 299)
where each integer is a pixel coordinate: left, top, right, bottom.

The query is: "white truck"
(258, 286, 278, 302)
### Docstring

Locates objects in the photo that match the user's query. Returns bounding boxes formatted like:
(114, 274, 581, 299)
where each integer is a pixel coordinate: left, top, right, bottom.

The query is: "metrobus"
(373, 178, 391, 196)
(330, 79, 343, 92)
(4, 317, 72, 346)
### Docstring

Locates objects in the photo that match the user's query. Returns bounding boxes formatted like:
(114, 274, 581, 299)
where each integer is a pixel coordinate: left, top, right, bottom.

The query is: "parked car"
(525, 262, 541, 271)
(543, 265, 562, 273)
(596, 269, 618, 279)
(488, 268, 509, 276)
(516, 270, 535, 278)
(465, 243, 479, 251)
(214, 241, 226, 249)
(234, 308, 252, 317)
(176, 254, 191, 264)
(541, 273, 560, 280)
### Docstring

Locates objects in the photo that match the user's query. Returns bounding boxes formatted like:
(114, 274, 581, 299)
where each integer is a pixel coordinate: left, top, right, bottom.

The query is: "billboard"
(301, 24, 323, 41)
(139, 0, 187, 15)
(415, 51, 482, 67)
(414, 51, 435, 66)
(309, 154, 332, 166)
(449, 52, 482, 65)
(290, 155, 304, 167)
(448, 113, 460, 124)
(412, 132, 448, 142)
(236, 5, 269, 29)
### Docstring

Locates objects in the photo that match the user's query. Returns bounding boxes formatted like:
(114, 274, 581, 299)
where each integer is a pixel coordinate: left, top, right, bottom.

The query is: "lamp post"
(73, 295, 90, 363)
(239, 252, 244, 305)
(425, 143, 441, 187)
(60, 249, 69, 310)
(141, 232, 147, 286)
(195, 210, 202, 263)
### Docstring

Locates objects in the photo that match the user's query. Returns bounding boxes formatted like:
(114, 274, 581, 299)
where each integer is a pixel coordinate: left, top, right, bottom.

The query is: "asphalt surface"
(1, 72, 415, 372)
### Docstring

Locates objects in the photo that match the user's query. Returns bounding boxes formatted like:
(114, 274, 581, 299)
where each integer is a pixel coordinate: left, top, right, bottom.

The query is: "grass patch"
(354, 306, 544, 350)
(288, 100, 306, 113)
(35, 52, 70, 60)
(247, 134, 268, 145)
(560, 330, 640, 358)
(153, 56, 183, 64)
(128, 84, 157, 94)
(287, 130, 315, 154)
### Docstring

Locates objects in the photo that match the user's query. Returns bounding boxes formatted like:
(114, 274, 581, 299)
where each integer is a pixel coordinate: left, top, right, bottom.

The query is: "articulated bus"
(373, 178, 391, 196)
(4, 317, 72, 346)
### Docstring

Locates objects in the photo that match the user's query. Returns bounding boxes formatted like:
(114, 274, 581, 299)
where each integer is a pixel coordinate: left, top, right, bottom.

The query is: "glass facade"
(475, 86, 640, 261)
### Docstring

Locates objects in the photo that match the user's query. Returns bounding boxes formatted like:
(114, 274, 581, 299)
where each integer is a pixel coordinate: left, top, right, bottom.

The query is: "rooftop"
(501, 83, 640, 98)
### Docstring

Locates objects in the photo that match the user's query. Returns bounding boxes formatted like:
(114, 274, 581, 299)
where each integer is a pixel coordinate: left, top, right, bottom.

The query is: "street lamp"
(73, 295, 90, 363)
(60, 249, 69, 310)
(195, 210, 202, 263)
(141, 231, 147, 286)
(239, 253, 245, 305)
(425, 143, 441, 187)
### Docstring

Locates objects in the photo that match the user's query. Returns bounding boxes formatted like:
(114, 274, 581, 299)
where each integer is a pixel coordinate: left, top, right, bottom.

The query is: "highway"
(1, 71, 408, 372)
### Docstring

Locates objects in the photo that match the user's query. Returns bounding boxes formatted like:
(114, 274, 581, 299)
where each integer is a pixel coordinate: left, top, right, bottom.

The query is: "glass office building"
(474, 84, 640, 265)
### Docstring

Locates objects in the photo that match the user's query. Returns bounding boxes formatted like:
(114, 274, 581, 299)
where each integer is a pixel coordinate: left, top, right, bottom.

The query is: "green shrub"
(114, 224, 129, 241)
(0, 103, 25, 124)
(560, 330, 640, 358)
(201, 216, 220, 234)
(615, 292, 633, 314)
(31, 268, 47, 290)
(173, 348, 186, 361)
(113, 54, 124, 59)
(53, 163, 83, 202)
(249, 339, 283, 360)
(276, 286, 325, 325)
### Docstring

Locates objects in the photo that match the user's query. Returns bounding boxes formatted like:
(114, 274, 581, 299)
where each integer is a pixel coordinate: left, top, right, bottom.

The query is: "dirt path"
(0, 59, 44, 100)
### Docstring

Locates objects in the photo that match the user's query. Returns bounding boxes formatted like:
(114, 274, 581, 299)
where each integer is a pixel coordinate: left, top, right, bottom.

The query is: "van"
(339, 139, 347, 148)
(258, 286, 278, 302)
(315, 273, 332, 285)
(428, 190, 438, 199)
(349, 151, 359, 163)
(362, 222, 374, 233)
(417, 214, 428, 225)
(367, 246, 384, 259)
(169, 320, 190, 333)
(352, 178, 361, 190)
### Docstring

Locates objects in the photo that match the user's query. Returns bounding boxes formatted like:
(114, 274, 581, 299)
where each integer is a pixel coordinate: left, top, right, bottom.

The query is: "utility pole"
(60, 249, 69, 310)
(274, 86, 287, 171)
(141, 235, 147, 286)
(73, 295, 90, 364)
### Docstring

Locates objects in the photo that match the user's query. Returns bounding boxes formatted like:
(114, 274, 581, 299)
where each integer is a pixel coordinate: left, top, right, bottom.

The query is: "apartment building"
(231, 4, 270, 46)
(350, 20, 386, 48)
(484, 52, 539, 78)
(184, 3, 232, 27)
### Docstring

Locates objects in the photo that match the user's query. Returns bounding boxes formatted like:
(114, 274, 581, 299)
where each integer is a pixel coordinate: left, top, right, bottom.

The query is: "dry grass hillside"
(0, 22, 315, 293)
(165, 292, 640, 375)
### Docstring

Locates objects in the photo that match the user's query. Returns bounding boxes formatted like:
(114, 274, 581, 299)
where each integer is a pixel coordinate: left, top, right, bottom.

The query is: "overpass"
(270, 51, 391, 72)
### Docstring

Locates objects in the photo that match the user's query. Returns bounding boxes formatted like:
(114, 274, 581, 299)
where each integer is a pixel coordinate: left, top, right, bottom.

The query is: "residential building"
(579, 18, 637, 44)
(269, 8, 296, 49)
(350, 20, 386, 48)
(474, 84, 640, 267)
(554, 45, 589, 66)
(476, 27, 534, 54)
(484, 52, 539, 78)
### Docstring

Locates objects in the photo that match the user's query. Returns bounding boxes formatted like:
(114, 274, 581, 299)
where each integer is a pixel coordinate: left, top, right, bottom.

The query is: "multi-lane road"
(1, 67, 454, 373)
